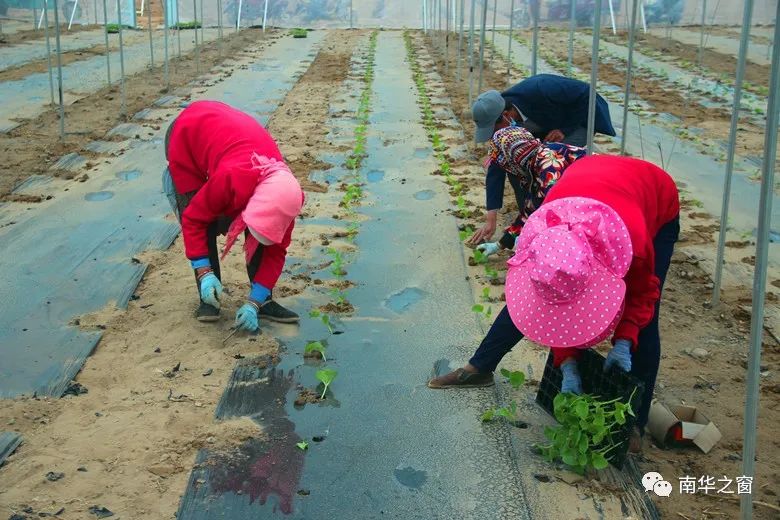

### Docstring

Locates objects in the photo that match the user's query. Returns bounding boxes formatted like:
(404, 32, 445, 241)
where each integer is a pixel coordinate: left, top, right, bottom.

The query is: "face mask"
(502, 115, 518, 127)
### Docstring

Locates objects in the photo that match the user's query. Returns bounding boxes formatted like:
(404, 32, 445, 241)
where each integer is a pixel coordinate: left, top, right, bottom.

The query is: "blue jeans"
(469, 216, 680, 429)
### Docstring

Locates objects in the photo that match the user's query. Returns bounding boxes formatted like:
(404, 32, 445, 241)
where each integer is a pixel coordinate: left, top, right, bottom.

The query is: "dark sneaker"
(427, 368, 494, 389)
(258, 300, 300, 323)
(196, 301, 220, 322)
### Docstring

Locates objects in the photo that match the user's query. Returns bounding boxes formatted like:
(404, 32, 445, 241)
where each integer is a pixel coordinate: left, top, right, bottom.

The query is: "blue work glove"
(476, 242, 501, 257)
(560, 358, 583, 394)
(198, 272, 223, 309)
(604, 339, 633, 373)
(235, 303, 260, 332)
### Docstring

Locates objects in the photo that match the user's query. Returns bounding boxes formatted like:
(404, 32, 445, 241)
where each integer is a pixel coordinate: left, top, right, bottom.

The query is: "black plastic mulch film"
(536, 349, 645, 469)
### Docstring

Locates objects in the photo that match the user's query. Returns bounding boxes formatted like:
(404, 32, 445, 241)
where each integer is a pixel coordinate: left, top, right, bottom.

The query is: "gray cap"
(472, 90, 505, 143)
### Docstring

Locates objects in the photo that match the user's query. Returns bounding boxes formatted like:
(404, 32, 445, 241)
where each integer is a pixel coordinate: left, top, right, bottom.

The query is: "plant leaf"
(574, 400, 589, 419)
(591, 451, 609, 470)
(316, 368, 338, 386)
(296, 441, 309, 451)
(562, 449, 578, 466)
(480, 409, 495, 422)
(471, 304, 484, 313)
(304, 341, 326, 361)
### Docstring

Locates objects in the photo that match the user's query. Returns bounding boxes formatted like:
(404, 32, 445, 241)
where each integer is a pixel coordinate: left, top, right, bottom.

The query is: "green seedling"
(482, 401, 519, 423)
(175, 21, 202, 29)
(316, 368, 338, 399)
(327, 247, 346, 277)
(471, 304, 492, 319)
(304, 341, 327, 361)
(459, 226, 475, 241)
(481, 286, 491, 302)
(484, 265, 499, 280)
(472, 249, 489, 265)
(309, 309, 334, 334)
(537, 390, 636, 474)
(330, 288, 346, 305)
(500, 368, 525, 390)
(296, 441, 309, 450)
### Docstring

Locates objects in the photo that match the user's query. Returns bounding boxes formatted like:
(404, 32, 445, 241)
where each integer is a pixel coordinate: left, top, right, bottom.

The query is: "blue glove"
(235, 303, 259, 332)
(198, 272, 223, 309)
(476, 242, 501, 257)
(604, 339, 633, 373)
(560, 359, 583, 394)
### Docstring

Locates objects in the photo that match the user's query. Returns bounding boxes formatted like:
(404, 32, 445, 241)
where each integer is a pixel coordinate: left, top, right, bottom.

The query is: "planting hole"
(413, 147, 430, 159)
(394, 466, 427, 489)
(116, 170, 141, 181)
(84, 191, 114, 202)
(385, 287, 426, 313)
(413, 190, 434, 201)
(367, 170, 385, 183)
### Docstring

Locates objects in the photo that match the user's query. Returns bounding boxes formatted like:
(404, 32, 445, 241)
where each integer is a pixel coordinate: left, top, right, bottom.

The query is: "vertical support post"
(489, 0, 497, 63)
(445, 0, 450, 73)
(43, 0, 56, 105)
(350, 0, 353, 29)
(586, 0, 603, 154)
(52, 0, 65, 138)
(199, 0, 204, 44)
(698, 0, 707, 68)
(507, 0, 515, 84)
(67, 0, 79, 30)
(620, 0, 639, 155)
(116, 0, 126, 117)
(531, 0, 539, 75)
(101, 0, 110, 84)
(457, 0, 464, 80)
(567, 0, 576, 73)
(262, 0, 268, 32)
(176, 0, 182, 59)
(608, 0, 616, 35)
(193, 0, 200, 73)
(713, 0, 755, 306)
(741, 6, 780, 519)
(164, 0, 170, 87)
(147, 0, 154, 68)
(477, 0, 488, 95)
(236, 0, 242, 31)
(640, 0, 647, 33)
(468, 0, 476, 105)
(217, 0, 223, 53)
(93, 0, 97, 24)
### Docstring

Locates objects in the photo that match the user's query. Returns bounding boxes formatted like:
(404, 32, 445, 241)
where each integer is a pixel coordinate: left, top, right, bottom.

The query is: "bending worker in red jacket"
(163, 101, 304, 329)
(430, 155, 679, 444)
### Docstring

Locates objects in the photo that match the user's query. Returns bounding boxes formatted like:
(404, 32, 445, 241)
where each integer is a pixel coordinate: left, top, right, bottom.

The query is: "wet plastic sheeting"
(0, 432, 23, 467)
(178, 32, 530, 519)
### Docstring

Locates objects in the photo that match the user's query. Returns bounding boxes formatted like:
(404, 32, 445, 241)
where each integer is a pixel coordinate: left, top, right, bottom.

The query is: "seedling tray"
(536, 349, 645, 469)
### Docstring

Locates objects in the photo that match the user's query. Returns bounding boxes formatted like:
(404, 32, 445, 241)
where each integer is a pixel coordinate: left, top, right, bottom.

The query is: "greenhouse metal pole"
(349, 0, 353, 29)
(697, 0, 707, 68)
(101, 0, 110, 84)
(236, 0, 242, 31)
(147, 0, 154, 68)
(176, 0, 182, 59)
(531, 0, 538, 75)
(445, 0, 450, 73)
(489, 0, 497, 63)
(52, 0, 65, 138)
(640, 0, 646, 33)
(620, 0, 639, 155)
(585, 0, 603, 154)
(607, 0, 616, 35)
(477, 0, 488, 95)
(116, 0, 126, 117)
(506, 0, 515, 83)
(217, 0, 223, 52)
(164, 0, 170, 87)
(567, 0, 575, 73)
(457, 0, 464, 80)
(468, 0, 476, 105)
(93, 0, 97, 24)
(741, 8, 780, 520)
(422, 0, 426, 32)
(193, 0, 200, 73)
(43, 0, 55, 105)
(262, 0, 268, 32)
(67, 0, 79, 30)
(199, 0, 204, 45)
(713, 0, 755, 306)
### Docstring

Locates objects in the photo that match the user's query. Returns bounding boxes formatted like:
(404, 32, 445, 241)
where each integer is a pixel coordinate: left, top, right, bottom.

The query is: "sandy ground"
(0, 27, 282, 199)
(422, 30, 780, 520)
(0, 29, 361, 519)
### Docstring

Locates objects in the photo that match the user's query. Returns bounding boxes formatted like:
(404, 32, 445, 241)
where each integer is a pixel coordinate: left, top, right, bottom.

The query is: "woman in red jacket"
(162, 101, 304, 330)
(429, 155, 679, 443)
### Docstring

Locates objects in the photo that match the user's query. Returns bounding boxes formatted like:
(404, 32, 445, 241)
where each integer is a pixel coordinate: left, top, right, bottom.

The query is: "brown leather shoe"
(427, 368, 494, 389)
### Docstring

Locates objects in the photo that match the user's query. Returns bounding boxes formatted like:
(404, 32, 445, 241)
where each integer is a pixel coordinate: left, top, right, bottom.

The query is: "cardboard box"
(647, 401, 722, 454)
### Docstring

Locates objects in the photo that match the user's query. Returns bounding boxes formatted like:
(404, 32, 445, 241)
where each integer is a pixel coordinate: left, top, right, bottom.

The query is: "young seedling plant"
(481, 286, 491, 302)
(316, 368, 338, 399)
(472, 249, 489, 265)
(296, 441, 309, 450)
(537, 389, 637, 474)
(481, 369, 526, 423)
(327, 247, 346, 277)
(471, 304, 492, 319)
(459, 226, 475, 241)
(304, 341, 327, 361)
(309, 309, 333, 334)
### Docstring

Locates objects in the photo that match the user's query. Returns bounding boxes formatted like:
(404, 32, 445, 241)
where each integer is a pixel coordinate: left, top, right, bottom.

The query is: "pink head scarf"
(221, 153, 304, 260)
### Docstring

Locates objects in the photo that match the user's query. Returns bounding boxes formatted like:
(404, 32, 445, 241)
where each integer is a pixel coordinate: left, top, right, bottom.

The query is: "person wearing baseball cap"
(429, 155, 679, 444)
(468, 74, 615, 246)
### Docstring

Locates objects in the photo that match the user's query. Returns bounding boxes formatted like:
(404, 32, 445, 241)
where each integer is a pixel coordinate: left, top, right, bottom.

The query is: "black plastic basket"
(535, 349, 645, 469)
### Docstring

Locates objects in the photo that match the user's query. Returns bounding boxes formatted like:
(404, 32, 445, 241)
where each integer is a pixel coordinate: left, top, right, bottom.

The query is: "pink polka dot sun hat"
(506, 197, 633, 349)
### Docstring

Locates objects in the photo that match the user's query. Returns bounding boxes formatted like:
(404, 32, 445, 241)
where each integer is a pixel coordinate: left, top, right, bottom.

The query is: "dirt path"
(0, 28, 280, 199)
(0, 24, 96, 46)
(423, 30, 780, 520)
(0, 30, 359, 519)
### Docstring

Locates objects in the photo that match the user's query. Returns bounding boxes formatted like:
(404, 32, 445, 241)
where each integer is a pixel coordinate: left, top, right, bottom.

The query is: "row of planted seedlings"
(502, 29, 764, 170)
(420, 31, 640, 475)
(296, 31, 379, 452)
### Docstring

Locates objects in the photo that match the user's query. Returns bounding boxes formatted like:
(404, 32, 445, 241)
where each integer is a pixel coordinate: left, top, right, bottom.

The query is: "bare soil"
(0, 24, 96, 46)
(0, 28, 283, 199)
(423, 30, 780, 520)
(0, 44, 110, 81)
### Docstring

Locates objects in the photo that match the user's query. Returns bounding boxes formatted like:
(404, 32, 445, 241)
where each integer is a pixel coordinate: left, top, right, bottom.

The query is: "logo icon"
(642, 472, 663, 492)
(653, 480, 673, 497)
